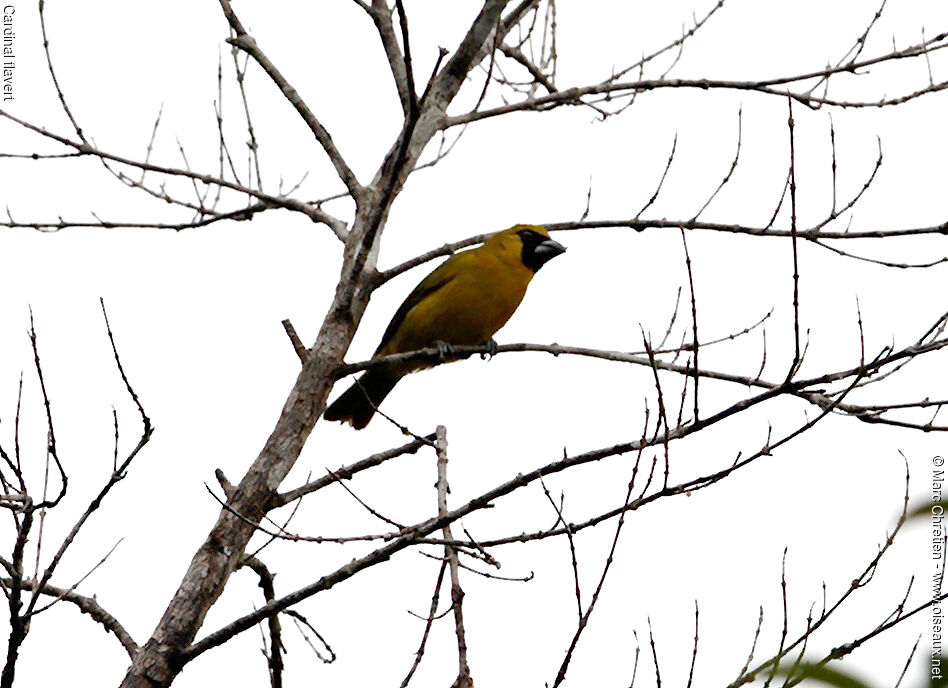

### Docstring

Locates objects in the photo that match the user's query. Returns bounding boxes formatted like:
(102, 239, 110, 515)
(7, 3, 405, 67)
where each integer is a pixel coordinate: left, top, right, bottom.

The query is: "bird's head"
(488, 224, 567, 272)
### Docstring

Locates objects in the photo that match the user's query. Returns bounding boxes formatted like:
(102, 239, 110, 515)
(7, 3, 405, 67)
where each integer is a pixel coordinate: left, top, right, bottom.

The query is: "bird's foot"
(432, 340, 454, 362)
(480, 338, 499, 360)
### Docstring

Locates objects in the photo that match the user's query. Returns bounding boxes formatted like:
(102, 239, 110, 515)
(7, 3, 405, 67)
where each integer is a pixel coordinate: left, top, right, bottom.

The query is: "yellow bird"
(324, 224, 566, 428)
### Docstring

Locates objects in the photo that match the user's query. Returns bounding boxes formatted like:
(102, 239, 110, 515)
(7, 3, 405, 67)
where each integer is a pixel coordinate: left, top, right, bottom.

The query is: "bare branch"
(634, 133, 678, 220)
(363, 0, 411, 114)
(38, 1, 84, 142)
(679, 229, 700, 423)
(217, 0, 363, 202)
(273, 435, 432, 507)
(551, 417, 649, 688)
(690, 108, 742, 220)
(446, 35, 948, 126)
(0, 577, 138, 658)
(183, 349, 876, 660)
(786, 99, 802, 380)
(731, 459, 915, 686)
(241, 557, 283, 687)
(435, 427, 473, 688)
(0, 109, 348, 237)
(398, 559, 448, 688)
(25, 302, 152, 617)
(26, 311, 66, 511)
(229, 42, 263, 193)
(281, 319, 307, 363)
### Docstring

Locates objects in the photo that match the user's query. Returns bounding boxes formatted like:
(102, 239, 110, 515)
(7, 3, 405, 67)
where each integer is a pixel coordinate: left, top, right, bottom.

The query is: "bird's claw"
(432, 340, 454, 362)
(480, 338, 498, 360)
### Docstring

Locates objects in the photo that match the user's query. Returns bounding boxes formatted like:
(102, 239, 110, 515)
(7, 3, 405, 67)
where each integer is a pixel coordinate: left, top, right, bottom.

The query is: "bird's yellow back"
(379, 228, 537, 356)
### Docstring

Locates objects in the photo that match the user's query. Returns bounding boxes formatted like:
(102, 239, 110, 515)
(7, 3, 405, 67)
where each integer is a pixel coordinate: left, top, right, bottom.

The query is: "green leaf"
(771, 662, 872, 688)
(908, 499, 939, 522)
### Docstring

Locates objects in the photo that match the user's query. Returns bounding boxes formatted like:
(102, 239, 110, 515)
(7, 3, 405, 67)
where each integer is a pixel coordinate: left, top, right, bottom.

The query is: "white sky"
(1, 1, 947, 686)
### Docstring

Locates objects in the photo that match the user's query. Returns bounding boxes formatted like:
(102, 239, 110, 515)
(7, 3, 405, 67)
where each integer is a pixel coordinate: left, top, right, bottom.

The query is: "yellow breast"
(381, 247, 533, 356)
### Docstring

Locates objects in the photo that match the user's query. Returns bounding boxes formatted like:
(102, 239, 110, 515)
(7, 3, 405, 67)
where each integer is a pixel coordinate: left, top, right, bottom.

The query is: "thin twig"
(435, 427, 473, 688)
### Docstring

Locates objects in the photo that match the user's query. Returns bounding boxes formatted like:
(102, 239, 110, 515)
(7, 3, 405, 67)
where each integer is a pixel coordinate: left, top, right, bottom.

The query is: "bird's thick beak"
(534, 238, 566, 262)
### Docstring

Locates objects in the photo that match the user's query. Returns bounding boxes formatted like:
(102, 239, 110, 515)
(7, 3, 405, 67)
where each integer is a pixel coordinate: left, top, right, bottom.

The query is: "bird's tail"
(323, 370, 400, 429)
